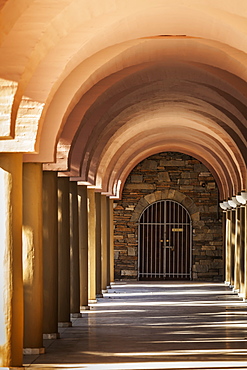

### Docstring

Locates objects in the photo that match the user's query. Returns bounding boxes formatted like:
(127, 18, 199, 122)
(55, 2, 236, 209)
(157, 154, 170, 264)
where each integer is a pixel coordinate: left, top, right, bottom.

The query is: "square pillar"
(234, 206, 241, 292)
(78, 185, 89, 309)
(58, 177, 72, 327)
(0, 154, 23, 367)
(88, 189, 97, 303)
(70, 181, 81, 317)
(101, 195, 108, 293)
(239, 205, 245, 296)
(109, 199, 115, 284)
(43, 171, 59, 339)
(95, 192, 102, 298)
(230, 209, 236, 287)
(225, 210, 231, 284)
(23, 163, 45, 354)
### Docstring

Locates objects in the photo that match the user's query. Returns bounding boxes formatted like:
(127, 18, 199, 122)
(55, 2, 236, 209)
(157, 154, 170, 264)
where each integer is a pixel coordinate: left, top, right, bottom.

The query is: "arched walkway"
(0, 2, 247, 367)
(24, 282, 247, 369)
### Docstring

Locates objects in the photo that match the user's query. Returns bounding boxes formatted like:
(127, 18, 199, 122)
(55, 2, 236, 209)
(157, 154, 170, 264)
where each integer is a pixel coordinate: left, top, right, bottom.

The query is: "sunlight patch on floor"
(25, 360, 247, 369)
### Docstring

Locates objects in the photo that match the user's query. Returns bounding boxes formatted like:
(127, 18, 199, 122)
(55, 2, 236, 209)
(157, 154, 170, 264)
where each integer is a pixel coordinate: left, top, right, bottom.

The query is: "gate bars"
(138, 200, 192, 280)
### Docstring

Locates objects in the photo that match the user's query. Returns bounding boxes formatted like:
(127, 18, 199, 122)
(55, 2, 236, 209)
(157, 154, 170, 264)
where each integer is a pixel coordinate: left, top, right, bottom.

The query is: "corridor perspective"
(24, 282, 247, 370)
(0, 0, 247, 368)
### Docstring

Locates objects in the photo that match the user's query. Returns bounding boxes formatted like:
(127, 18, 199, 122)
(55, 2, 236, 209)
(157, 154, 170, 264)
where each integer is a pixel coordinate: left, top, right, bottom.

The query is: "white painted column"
(0, 154, 23, 367)
(230, 209, 236, 287)
(23, 163, 45, 354)
(42, 171, 59, 339)
(244, 204, 247, 300)
(78, 185, 89, 309)
(58, 177, 72, 327)
(70, 181, 81, 317)
(239, 205, 245, 297)
(234, 206, 241, 292)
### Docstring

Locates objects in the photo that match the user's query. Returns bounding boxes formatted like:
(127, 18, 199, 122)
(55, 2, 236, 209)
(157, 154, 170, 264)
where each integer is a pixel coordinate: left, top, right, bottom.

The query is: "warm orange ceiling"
(0, 0, 246, 199)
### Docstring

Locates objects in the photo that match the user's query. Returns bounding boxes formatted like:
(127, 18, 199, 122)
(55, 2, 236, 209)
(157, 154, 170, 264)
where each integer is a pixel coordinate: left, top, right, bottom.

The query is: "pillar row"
(244, 204, 247, 300)
(230, 209, 236, 287)
(70, 181, 81, 317)
(239, 205, 245, 296)
(78, 185, 89, 309)
(109, 199, 115, 285)
(225, 209, 231, 285)
(23, 163, 44, 354)
(0, 154, 23, 367)
(87, 189, 97, 303)
(101, 195, 108, 293)
(43, 171, 59, 339)
(234, 206, 241, 292)
(95, 192, 102, 298)
(58, 177, 72, 327)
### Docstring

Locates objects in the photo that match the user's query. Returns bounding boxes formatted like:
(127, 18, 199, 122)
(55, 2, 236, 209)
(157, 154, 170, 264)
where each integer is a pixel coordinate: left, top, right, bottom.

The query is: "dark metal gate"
(138, 200, 192, 280)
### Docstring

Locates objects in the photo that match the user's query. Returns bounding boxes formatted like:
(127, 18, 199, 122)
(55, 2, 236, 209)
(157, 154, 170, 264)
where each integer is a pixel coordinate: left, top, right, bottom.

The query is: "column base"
(43, 332, 60, 339)
(71, 312, 82, 318)
(88, 299, 97, 304)
(23, 347, 45, 355)
(224, 281, 231, 285)
(80, 305, 90, 310)
(102, 289, 108, 293)
(238, 292, 245, 298)
(107, 285, 111, 289)
(233, 288, 239, 294)
(96, 293, 103, 298)
(58, 321, 72, 328)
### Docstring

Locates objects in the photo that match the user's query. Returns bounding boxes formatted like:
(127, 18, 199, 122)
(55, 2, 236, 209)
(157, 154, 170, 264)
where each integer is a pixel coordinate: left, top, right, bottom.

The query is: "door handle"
(163, 246, 175, 251)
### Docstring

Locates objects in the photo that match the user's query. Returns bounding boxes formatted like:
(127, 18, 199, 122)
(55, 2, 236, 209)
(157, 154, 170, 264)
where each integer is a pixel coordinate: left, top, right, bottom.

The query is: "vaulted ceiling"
(0, 0, 246, 199)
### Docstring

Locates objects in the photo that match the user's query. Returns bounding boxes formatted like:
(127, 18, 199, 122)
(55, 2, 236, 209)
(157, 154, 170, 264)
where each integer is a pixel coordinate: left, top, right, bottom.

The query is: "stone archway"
(130, 189, 199, 223)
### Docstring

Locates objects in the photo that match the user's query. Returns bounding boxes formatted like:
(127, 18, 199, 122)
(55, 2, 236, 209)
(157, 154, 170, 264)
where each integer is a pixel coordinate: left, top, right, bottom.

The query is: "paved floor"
(24, 282, 247, 369)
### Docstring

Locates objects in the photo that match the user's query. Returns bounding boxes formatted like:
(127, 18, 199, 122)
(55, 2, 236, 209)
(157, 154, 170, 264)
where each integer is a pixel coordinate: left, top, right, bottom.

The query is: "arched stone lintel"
(130, 189, 199, 222)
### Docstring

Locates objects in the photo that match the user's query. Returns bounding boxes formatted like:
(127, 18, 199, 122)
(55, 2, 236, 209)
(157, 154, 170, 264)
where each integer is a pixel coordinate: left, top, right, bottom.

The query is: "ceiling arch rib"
(0, 1, 245, 199)
(93, 122, 240, 198)
(78, 93, 245, 182)
(0, 1, 247, 153)
(29, 37, 247, 162)
(58, 62, 247, 199)
(44, 58, 247, 182)
(106, 142, 231, 201)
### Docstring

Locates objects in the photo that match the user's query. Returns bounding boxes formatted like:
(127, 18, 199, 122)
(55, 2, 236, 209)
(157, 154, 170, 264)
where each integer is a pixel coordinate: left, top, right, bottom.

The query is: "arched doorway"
(138, 200, 192, 280)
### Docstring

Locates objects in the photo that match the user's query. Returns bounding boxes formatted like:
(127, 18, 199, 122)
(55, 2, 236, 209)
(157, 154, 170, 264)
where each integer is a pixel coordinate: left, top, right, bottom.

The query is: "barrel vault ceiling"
(0, 0, 246, 199)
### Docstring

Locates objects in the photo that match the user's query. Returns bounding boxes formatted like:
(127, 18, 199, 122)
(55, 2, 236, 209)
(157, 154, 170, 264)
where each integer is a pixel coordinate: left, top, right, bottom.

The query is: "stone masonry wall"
(113, 152, 223, 281)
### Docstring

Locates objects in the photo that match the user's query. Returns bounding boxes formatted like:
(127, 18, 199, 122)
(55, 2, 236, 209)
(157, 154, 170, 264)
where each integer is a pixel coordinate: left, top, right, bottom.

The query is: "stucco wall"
(113, 152, 223, 281)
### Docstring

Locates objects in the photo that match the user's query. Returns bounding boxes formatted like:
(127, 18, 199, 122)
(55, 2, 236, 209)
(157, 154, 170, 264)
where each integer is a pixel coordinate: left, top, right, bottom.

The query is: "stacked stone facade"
(113, 152, 223, 281)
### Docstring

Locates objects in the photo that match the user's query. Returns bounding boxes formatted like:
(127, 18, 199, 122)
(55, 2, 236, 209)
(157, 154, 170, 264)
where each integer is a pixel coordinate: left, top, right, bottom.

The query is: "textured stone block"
(125, 184, 155, 190)
(121, 270, 137, 276)
(142, 159, 157, 170)
(158, 172, 170, 182)
(128, 247, 136, 256)
(160, 160, 185, 166)
(131, 174, 143, 183)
